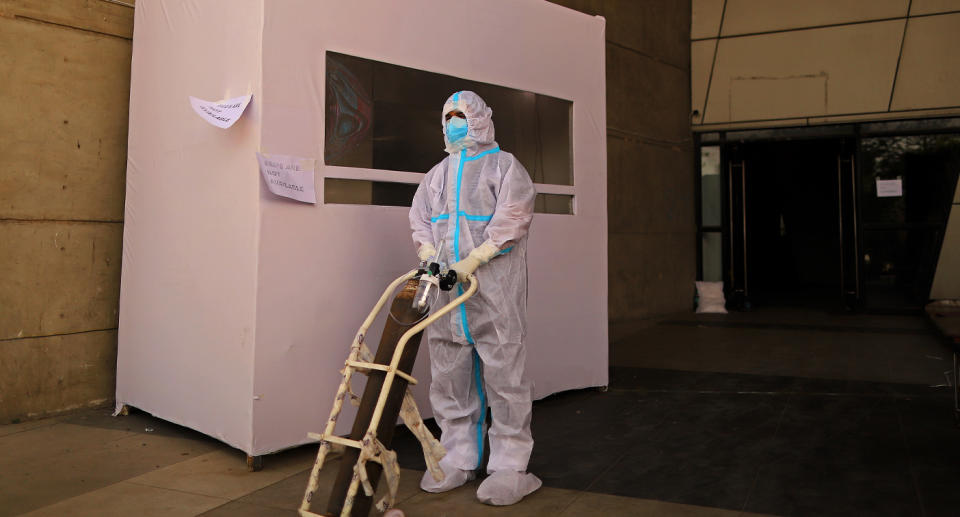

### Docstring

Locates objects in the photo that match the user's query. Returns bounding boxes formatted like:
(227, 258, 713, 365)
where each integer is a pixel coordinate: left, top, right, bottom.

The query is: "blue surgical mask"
(445, 117, 468, 143)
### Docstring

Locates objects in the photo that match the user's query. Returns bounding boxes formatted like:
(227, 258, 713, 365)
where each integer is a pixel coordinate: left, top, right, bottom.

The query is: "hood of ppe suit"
(442, 91, 496, 154)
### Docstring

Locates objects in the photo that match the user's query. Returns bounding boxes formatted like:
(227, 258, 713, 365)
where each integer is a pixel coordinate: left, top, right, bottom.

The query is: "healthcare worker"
(409, 91, 541, 506)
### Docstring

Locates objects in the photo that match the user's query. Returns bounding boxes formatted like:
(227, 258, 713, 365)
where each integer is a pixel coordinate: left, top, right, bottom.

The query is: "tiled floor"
(3, 309, 958, 516)
(1, 410, 774, 517)
(610, 308, 948, 386)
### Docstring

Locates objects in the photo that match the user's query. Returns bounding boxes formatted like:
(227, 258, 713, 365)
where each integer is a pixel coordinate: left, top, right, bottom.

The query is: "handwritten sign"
(876, 178, 903, 198)
(189, 94, 252, 129)
(256, 152, 316, 204)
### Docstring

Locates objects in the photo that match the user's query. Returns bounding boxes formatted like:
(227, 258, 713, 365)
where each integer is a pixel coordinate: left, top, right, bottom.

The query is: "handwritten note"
(256, 153, 316, 204)
(189, 94, 252, 129)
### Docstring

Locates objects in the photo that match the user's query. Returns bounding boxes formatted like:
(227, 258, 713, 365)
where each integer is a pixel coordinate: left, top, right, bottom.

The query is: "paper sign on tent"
(189, 94, 252, 128)
(256, 152, 317, 204)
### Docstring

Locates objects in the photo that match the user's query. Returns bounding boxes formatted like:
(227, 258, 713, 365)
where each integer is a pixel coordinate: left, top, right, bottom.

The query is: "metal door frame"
(717, 134, 859, 309)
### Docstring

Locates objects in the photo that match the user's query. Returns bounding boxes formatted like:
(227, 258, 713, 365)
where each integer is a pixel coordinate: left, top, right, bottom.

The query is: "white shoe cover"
(419, 461, 475, 493)
(476, 470, 542, 506)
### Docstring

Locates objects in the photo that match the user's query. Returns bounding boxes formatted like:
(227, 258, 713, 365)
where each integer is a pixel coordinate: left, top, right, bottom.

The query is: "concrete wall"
(548, 1, 695, 338)
(0, 0, 133, 423)
(692, 0, 960, 130)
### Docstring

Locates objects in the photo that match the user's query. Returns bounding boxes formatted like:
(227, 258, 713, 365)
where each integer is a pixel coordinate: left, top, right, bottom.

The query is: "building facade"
(691, 0, 960, 311)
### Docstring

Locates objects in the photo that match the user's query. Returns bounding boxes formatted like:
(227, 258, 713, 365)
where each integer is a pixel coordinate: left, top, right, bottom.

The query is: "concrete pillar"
(0, 0, 133, 422)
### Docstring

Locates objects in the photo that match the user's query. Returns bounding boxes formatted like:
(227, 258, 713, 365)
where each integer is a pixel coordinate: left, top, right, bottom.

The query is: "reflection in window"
(861, 228, 944, 308)
(325, 52, 573, 186)
(324, 178, 418, 207)
(859, 134, 960, 309)
(860, 135, 960, 225)
(534, 194, 574, 215)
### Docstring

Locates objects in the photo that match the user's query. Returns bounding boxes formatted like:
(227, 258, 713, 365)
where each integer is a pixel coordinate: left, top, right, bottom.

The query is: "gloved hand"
(450, 241, 500, 282)
(417, 242, 437, 262)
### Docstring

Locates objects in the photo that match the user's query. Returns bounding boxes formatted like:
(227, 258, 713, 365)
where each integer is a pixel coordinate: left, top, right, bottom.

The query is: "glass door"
(722, 138, 857, 310)
(858, 134, 960, 310)
(699, 124, 960, 312)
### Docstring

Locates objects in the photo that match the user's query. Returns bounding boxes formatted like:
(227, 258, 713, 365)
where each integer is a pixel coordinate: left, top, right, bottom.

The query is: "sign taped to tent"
(257, 152, 317, 204)
(190, 94, 252, 129)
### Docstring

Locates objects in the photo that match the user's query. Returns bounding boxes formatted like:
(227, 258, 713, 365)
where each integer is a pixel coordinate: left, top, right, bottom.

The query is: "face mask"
(445, 117, 468, 143)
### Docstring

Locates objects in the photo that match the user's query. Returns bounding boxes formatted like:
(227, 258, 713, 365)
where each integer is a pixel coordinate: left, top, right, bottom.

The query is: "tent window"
(325, 51, 573, 187)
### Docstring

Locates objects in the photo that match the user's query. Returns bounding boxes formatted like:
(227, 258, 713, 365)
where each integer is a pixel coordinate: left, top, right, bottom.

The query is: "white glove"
(417, 243, 437, 262)
(450, 241, 500, 282)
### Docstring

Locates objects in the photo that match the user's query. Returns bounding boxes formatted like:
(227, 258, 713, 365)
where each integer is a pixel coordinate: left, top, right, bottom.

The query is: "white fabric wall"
(116, 0, 263, 451)
(118, 0, 607, 456)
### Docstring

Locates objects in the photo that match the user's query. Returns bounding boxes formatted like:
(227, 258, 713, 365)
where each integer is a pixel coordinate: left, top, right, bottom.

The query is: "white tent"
(117, 0, 608, 456)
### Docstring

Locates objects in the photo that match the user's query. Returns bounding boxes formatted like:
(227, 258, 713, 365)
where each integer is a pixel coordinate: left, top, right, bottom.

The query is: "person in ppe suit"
(409, 91, 541, 506)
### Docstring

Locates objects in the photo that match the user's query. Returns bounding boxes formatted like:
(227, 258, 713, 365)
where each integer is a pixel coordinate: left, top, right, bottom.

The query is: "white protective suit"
(409, 91, 541, 505)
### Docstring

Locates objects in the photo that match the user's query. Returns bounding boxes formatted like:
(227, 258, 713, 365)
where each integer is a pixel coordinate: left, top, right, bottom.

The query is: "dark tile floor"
(9, 309, 959, 516)
(393, 366, 959, 517)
